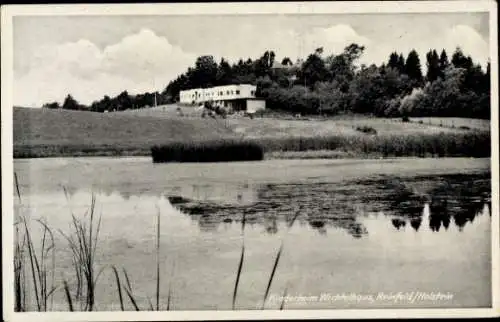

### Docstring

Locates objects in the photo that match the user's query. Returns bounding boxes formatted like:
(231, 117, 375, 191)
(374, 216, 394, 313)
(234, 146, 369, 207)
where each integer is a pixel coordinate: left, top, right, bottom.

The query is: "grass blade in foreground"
(155, 207, 161, 311)
(58, 193, 102, 311)
(167, 260, 176, 311)
(262, 210, 301, 309)
(14, 172, 22, 202)
(261, 244, 283, 309)
(280, 284, 289, 310)
(122, 268, 140, 311)
(111, 266, 125, 311)
(63, 280, 74, 312)
(232, 211, 246, 310)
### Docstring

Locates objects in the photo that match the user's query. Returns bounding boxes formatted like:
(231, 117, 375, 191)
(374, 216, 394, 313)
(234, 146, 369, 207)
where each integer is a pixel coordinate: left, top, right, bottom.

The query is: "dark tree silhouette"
(426, 49, 440, 82)
(405, 49, 423, 84)
(62, 94, 79, 110)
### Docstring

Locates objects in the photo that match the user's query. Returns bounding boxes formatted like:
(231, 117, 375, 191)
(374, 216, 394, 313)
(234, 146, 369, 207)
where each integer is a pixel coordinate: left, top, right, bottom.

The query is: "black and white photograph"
(1, 1, 499, 321)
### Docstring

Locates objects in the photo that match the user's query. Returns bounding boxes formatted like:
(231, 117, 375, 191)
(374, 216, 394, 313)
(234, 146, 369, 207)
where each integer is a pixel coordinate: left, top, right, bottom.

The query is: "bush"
(402, 116, 410, 122)
(355, 126, 378, 135)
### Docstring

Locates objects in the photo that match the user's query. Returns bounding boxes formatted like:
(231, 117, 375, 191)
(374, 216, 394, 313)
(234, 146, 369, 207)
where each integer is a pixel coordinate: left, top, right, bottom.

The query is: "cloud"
(358, 24, 489, 70)
(303, 24, 372, 57)
(14, 28, 196, 107)
(14, 22, 489, 107)
(444, 25, 489, 66)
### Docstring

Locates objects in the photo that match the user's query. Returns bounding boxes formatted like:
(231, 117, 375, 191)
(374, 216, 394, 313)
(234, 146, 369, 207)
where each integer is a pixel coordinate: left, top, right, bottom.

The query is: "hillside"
(13, 107, 235, 157)
(13, 107, 489, 158)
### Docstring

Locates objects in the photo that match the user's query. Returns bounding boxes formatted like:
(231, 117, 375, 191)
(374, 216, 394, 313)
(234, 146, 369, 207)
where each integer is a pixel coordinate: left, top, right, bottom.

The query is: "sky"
(13, 12, 490, 107)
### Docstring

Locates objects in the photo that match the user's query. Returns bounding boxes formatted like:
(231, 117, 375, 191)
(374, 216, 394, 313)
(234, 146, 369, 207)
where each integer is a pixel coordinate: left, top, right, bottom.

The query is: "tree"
(388, 52, 400, 70)
(62, 94, 79, 110)
(438, 49, 449, 79)
(116, 91, 132, 111)
(281, 57, 293, 66)
(397, 54, 406, 74)
(254, 51, 275, 77)
(193, 55, 218, 88)
(216, 57, 233, 85)
(451, 47, 472, 70)
(426, 49, 440, 82)
(348, 64, 385, 114)
(343, 43, 365, 65)
(405, 49, 423, 85)
(42, 101, 60, 109)
(298, 49, 328, 89)
(326, 43, 365, 91)
(388, 52, 405, 74)
(314, 81, 348, 115)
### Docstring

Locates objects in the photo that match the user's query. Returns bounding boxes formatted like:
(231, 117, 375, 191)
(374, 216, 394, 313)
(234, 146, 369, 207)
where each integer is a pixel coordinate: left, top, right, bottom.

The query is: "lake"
(13, 157, 492, 311)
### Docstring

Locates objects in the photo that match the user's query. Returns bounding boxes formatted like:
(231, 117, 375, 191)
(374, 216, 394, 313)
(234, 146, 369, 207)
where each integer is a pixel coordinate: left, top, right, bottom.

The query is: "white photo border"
(1, 1, 498, 321)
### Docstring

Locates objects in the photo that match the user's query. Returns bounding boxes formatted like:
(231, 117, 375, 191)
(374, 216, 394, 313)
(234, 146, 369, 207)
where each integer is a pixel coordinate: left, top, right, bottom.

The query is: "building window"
(236, 90, 240, 95)
(251, 90, 255, 95)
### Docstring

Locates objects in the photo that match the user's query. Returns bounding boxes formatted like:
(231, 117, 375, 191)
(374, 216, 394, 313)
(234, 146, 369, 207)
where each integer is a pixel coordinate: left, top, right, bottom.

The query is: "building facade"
(179, 84, 265, 113)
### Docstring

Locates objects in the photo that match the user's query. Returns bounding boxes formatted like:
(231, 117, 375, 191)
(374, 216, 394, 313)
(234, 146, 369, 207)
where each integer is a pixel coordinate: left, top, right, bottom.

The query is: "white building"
(179, 84, 265, 113)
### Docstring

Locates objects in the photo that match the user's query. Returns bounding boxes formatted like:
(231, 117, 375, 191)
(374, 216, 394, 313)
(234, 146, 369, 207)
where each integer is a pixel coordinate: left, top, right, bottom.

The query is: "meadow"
(13, 106, 491, 159)
(13, 107, 234, 158)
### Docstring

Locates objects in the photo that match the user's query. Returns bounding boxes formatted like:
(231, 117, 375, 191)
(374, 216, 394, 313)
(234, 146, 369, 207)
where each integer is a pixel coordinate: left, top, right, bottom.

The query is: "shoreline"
(13, 147, 491, 161)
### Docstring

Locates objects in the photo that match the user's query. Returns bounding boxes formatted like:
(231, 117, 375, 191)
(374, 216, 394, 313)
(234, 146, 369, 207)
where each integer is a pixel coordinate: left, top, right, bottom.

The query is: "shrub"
(402, 116, 410, 122)
(355, 126, 377, 135)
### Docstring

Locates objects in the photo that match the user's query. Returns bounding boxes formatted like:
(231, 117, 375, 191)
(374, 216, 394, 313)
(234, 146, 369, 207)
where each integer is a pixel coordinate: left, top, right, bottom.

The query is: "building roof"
(180, 84, 256, 93)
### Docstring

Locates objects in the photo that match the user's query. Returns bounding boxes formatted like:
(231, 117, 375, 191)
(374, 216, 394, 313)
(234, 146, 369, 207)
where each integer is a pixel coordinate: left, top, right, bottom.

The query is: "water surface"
(13, 157, 492, 310)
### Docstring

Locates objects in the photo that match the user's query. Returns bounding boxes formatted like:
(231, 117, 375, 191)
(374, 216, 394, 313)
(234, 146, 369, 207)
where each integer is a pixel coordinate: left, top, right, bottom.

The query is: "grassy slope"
(13, 107, 235, 157)
(115, 105, 479, 138)
(13, 107, 489, 158)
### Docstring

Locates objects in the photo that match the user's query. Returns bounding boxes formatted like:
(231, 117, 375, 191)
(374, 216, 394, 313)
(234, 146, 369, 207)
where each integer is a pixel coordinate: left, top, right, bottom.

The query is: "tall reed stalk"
(14, 172, 57, 312)
(261, 211, 301, 309)
(167, 260, 175, 311)
(14, 223, 27, 312)
(112, 206, 165, 311)
(15, 216, 57, 312)
(14, 172, 26, 312)
(232, 211, 246, 310)
(59, 193, 103, 311)
(155, 206, 161, 311)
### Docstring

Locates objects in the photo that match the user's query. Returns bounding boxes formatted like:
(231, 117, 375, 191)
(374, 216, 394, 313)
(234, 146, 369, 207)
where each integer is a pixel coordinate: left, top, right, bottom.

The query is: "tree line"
(43, 90, 164, 113)
(43, 45, 490, 119)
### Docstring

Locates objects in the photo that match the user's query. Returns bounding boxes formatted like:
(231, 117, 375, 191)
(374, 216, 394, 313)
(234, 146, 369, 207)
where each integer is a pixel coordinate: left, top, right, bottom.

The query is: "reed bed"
(150, 130, 489, 163)
(14, 217, 57, 312)
(151, 140, 264, 163)
(14, 173, 57, 312)
(58, 193, 103, 311)
(256, 130, 490, 158)
(14, 187, 172, 312)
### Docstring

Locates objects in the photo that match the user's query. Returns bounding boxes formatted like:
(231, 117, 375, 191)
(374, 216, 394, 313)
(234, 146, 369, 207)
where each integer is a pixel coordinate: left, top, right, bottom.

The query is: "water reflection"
(52, 170, 491, 238)
(392, 218, 406, 230)
(165, 172, 490, 238)
(410, 217, 422, 231)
